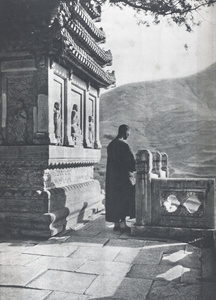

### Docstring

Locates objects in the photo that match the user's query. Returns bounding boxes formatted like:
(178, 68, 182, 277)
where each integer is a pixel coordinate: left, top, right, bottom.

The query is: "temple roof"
(0, 0, 115, 88)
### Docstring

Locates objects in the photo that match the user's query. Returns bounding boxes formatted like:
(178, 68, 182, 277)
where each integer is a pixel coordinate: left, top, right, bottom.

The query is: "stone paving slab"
(65, 236, 109, 247)
(0, 265, 47, 286)
(111, 277, 153, 300)
(23, 243, 78, 257)
(76, 260, 131, 276)
(85, 275, 124, 298)
(0, 287, 51, 300)
(0, 213, 216, 300)
(200, 281, 216, 300)
(180, 267, 202, 284)
(0, 253, 38, 266)
(27, 269, 96, 294)
(113, 248, 140, 263)
(27, 256, 86, 272)
(45, 291, 89, 300)
(161, 249, 201, 269)
(146, 281, 201, 300)
(132, 249, 163, 265)
(69, 246, 120, 261)
(201, 248, 216, 278)
(128, 264, 184, 281)
(0, 241, 38, 255)
(106, 238, 147, 248)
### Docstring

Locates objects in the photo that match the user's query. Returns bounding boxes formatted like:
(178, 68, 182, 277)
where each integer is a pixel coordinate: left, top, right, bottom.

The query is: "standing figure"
(105, 124, 136, 232)
(88, 115, 94, 147)
(53, 102, 61, 145)
(71, 104, 81, 145)
(9, 98, 27, 144)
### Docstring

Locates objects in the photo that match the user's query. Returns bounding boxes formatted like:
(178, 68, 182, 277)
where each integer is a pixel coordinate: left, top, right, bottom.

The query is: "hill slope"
(96, 63, 216, 188)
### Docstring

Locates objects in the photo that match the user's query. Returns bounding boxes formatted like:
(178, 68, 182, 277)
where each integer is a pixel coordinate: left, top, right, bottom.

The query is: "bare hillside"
(96, 63, 216, 188)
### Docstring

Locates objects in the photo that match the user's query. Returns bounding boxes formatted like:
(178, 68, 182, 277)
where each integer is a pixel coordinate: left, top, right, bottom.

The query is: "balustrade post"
(135, 149, 152, 225)
(152, 151, 162, 178)
(161, 152, 169, 178)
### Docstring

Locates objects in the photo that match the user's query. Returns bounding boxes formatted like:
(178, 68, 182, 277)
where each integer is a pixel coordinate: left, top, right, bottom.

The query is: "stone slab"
(27, 256, 86, 272)
(70, 246, 120, 261)
(127, 264, 184, 281)
(85, 275, 124, 298)
(27, 269, 96, 294)
(200, 281, 216, 300)
(144, 240, 187, 252)
(65, 236, 108, 247)
(23, 243, 78, 257)
(46, 291, 89, 300)
(0, 265, 46, 286)
(0, 287, 51, 300)
(0, 253, 38, 266)
(112, 277, 152, 300)
(201, 248, 216, 278)
(106, 238, 146, 248)
(161, 249, 201, 269)
(113, 248, 140, 264)
(132, 248, 163, 265)
(147, 281, 201, 300)
(180, 267, 202, 284)
(76, 260, 131, 276)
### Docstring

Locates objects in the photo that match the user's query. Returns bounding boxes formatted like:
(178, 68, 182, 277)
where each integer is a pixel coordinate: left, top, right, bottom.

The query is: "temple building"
(0, 0, 115, 237)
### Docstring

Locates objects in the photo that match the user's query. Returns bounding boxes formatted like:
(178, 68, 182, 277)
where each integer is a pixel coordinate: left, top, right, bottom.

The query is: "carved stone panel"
(3, 73, 37, 145)
(86, 95, 95, 148)
(69, 87, 84, 147)
(49, 74, 65, 145)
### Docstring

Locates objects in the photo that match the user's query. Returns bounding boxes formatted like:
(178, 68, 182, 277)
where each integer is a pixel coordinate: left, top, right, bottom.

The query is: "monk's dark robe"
(105, 137, 135, 222)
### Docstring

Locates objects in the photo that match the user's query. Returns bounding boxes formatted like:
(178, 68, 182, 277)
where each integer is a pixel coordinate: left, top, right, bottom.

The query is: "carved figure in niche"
(71, 104, 81, 145)
(53, 102, 61, 145)
(88, 115, 94, 147)
(9, 98, 27, 144)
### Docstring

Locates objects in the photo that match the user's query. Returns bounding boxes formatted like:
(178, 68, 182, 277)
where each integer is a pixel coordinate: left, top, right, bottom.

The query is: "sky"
(100, 4, 216, 87)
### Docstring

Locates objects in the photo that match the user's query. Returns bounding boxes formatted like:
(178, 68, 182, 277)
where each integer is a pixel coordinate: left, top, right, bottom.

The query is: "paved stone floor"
(0, 211, 216, 300)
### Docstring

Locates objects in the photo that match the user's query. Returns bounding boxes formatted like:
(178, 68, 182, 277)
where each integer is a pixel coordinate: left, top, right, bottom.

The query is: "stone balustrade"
(132, 149, 216, 245)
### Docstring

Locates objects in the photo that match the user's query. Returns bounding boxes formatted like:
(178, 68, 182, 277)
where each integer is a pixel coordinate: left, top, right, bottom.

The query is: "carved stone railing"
(132, 149, 216, 244)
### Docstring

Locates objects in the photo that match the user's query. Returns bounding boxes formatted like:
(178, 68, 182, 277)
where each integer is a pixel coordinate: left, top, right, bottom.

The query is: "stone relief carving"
(7, 98, 27, 144)
(6, 76, 35, 144)
(0, 168, 44, 188)
(71, 104, 82, 146)
(88, 115, 94, 147)
(53, 102, 62, 145)
(44, 166, 94, 189)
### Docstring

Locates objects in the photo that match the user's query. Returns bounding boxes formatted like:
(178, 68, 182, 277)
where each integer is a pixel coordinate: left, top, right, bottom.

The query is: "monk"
(105, 124, 136, 231)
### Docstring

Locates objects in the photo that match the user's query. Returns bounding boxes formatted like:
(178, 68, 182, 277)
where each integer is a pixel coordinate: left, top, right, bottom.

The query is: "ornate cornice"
(67, 20, 112, 65)
(80, 1, 101, 20)
(59, 28, 115, 87)
(71, 2, 106, 42)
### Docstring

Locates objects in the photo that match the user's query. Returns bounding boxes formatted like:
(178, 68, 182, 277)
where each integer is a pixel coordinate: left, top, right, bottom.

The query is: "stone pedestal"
(0, 145, 104, 237)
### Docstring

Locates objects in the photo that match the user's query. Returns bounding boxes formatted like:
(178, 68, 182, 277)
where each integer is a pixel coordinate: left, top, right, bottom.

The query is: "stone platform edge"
(131, 224, 216, 248)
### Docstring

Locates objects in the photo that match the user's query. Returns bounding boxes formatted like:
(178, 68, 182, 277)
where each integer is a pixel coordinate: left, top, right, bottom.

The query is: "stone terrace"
(0, 211, 216, 300)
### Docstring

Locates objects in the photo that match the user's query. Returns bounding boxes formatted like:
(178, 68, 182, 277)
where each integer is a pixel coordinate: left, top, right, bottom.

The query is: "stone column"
(83, 82, 92, 148)
(94, 90, 101, 149)
(135, 149, 152, 225)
